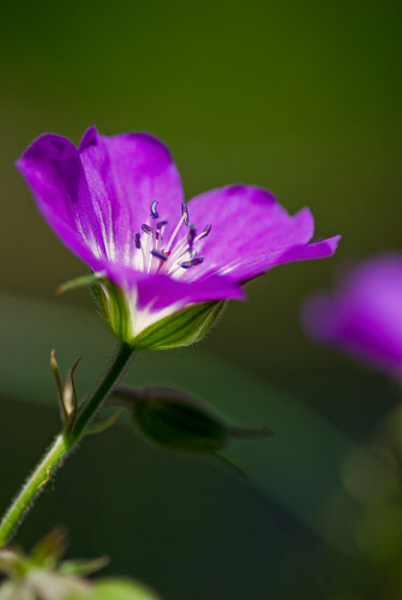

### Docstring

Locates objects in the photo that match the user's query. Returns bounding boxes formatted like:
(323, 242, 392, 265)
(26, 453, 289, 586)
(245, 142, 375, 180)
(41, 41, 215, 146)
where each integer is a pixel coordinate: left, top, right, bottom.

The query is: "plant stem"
(0, 342, 135, 548)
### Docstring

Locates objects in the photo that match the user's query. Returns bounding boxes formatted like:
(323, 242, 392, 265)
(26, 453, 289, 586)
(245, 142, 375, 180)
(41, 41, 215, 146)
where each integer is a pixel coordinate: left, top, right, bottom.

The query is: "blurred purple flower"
(17, 126, 340, 342)
(302, 254, 402, 377)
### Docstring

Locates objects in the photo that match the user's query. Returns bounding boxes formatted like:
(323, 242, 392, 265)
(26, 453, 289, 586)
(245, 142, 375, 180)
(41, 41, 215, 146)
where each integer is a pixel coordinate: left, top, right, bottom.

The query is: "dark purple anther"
(141, 224, 153, 235)
(199, 224, 211, 239)
(151, 249, 168, 262)
(135, 232, 141, 249)
(157, 220, 168, 229)
(182, 202, 189, 225)
(188, 223, 197, 247)
(180, 256, 204, 269)
(150, 201, 159, 219)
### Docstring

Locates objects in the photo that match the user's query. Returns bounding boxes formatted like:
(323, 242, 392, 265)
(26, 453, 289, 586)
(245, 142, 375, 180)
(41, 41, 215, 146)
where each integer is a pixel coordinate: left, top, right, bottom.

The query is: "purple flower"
(302, 254, 402, 377)
(17, 126, 340, 347)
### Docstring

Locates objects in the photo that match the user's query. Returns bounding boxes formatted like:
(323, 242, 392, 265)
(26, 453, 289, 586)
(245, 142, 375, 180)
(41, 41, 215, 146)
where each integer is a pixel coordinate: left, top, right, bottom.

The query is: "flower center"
(132, 202, 211, 279)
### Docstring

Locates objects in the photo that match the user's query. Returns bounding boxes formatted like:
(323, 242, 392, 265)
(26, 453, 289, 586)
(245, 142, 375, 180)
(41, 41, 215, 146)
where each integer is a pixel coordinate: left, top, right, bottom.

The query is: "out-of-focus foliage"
(0, 529, 159, 600)
(2, 294, 402, 598)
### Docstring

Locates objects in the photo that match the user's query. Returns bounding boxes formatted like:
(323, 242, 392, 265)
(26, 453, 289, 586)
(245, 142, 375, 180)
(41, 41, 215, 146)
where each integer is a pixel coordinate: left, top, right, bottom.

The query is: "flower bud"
(107, 386, 272, 476)
(133, 395, 227, 453)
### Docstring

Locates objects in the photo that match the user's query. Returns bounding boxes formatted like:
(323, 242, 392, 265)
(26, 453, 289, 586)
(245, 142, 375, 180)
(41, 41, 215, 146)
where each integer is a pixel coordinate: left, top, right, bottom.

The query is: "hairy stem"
(0, 342, 135, 548)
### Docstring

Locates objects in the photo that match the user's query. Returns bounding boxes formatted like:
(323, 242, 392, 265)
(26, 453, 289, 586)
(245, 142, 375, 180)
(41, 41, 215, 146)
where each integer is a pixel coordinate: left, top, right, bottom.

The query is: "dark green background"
(0, 1, 401, 598)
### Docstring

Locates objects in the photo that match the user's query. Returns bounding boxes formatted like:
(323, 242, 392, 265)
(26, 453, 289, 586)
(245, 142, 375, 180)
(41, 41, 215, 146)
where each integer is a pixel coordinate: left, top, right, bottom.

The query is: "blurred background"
(1, 1, 402, 598)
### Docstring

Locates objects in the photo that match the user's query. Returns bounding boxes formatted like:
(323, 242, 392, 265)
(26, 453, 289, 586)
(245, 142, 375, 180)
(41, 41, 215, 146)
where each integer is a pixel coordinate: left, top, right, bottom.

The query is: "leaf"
(66, 578, 160, 600)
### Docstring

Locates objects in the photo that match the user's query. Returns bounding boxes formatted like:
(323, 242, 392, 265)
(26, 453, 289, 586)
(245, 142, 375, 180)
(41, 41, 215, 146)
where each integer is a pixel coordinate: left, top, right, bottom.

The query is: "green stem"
(0, 342, 135, 548)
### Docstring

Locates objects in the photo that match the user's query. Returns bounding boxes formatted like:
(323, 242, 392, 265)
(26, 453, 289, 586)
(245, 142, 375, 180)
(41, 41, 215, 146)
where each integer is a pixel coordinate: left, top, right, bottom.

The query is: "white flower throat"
(132, 201, 211, 280)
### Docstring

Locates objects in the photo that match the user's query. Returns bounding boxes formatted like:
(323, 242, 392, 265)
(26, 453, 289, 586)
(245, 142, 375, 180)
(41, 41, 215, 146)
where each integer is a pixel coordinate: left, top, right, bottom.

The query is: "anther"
(188, 223, 197, 247)
(180, 256, 204, 269)
(157, 220, 168, 229)
(142, 223, 160, 239)
(135, 232, 141, 249)
(151, 249, 169, 262)
(199, 224, 211, 239)
(141, 224, 153, 235)
(150, 201, 159, 219)
(181, 202, 189, 225)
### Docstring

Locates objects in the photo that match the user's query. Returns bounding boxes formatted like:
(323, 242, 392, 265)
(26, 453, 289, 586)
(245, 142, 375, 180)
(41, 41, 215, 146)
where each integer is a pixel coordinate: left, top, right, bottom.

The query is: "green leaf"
(58, 557, 109, 577)
(67, 578, 160, 600)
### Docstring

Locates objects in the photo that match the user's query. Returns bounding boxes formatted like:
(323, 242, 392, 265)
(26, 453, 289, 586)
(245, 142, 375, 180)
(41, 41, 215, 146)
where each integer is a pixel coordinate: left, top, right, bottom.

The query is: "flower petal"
(135, 273, 245, 310)
(16, 133, 107, 267)
(100, 262, 245, 310)
(302, 254, 402, 376)
(270, 235, 341, 265)
(182, 185, 325, 282)
(78, 127, 185, 266)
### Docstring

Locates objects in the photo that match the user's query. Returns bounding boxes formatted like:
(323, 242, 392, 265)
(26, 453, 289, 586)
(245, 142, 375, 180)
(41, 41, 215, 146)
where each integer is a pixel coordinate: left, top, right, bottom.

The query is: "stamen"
(151, 249, 169, 262)
(181, 202, 189, 225)
(142, 223, 160, 239)
(164, 212, 186, 253)
(178, 246, 197, 260)
(150, 201, 159, 219)
(188, 223, 197, 247)
(157, 220, 168, 229)
(135, 232, 141, 249)
(198, 224, 211, 239)
(180, 256, 204, 269)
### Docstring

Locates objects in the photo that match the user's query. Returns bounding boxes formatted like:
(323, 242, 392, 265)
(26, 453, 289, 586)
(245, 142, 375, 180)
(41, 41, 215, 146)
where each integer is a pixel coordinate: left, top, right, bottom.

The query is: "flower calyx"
(58, 272, 226, 351)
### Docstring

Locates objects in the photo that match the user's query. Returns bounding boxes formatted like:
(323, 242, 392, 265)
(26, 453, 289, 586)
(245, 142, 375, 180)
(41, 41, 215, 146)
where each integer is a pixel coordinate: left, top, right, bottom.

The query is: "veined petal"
(216, 235, 341, 282)
(16, 133, 108, 266)
(78, 127, 185, 266)
(269, 235, 341, 265)
(101, 263, 245, 310)
(182, 185, 320, 282)
(135, 273, 245, 310)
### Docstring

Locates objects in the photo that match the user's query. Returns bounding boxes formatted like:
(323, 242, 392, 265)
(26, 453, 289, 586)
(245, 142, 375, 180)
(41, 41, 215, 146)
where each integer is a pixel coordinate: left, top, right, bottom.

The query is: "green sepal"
(56, 273, 102, 295)
(85, 409, 124, 435)
(57, 273, 133, 344)
(133, 396, 227, 453)
(132, 300, 225, 350)
(58, 272, 225, 350)
(92, 280, 132, 344)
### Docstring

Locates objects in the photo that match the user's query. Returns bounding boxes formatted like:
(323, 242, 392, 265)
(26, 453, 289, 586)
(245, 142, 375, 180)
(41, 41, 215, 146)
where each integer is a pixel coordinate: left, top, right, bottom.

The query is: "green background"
(0, 1, 402, 598)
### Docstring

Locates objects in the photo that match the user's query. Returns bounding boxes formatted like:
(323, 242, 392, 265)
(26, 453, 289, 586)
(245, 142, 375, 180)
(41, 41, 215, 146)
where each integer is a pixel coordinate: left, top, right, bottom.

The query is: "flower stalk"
(0, 342, 135, 548)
